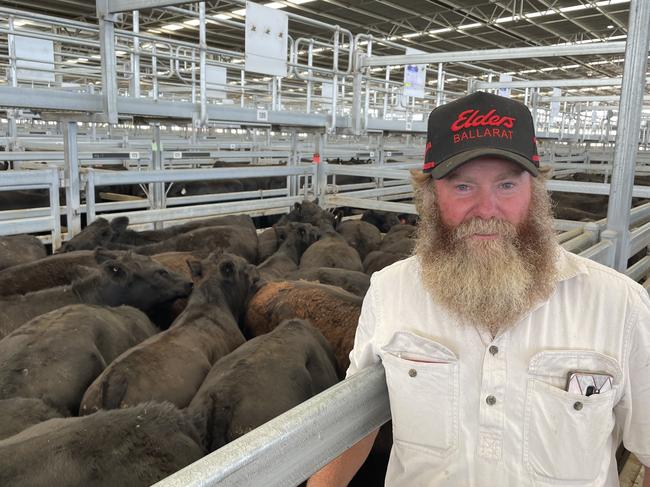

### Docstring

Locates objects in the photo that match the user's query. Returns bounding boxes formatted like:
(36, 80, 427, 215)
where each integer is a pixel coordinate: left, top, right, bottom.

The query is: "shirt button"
(489, 345, 499, 355)
(573, 401, 583, 411)
(486, 395, 497, 406)
(408, 369, 417, 378)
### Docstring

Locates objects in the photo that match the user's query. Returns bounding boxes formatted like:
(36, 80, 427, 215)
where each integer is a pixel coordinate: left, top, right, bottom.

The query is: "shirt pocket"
(523, 350, 622, 483)
(381, 330, 459, 456)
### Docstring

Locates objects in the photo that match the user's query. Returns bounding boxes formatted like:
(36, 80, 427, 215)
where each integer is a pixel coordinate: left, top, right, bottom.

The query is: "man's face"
(433, 157, 533, 233)
(413, 157, 557, 336)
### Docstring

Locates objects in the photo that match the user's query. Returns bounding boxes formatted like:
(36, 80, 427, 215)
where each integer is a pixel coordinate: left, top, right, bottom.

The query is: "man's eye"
(456, 184, 470, 191)
(500, 182, 515, 189)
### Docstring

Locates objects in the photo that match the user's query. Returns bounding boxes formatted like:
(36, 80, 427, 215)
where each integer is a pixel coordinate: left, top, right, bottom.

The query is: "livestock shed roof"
(1, 0, 639, 97)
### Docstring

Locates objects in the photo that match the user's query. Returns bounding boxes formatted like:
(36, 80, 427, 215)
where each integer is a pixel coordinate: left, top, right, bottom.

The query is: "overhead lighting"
(287, 0, 315, 3)
(429, 27, 453, 35)
(492, 0, 630, 25)
(161, 23, 184, 31)
(607, 24, 614, 29)
(457, 22, 482, 30)
(265, 2, 286, 8)
(183, 19, 201, 26)
(232, 8, 247, 16)
(77, 57, 89, 63)
(402, 32, 422, 39)
(147, 28, 162, 34)
(13, 19, 31, 27)
(213, 13, 233, 20)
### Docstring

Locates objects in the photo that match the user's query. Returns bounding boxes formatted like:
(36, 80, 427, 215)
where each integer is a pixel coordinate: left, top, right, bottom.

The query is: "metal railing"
(0, 168, 61, 248)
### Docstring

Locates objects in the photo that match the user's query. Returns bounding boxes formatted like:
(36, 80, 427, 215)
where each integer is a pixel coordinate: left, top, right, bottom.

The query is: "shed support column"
(605, 0, 650, 271)
(151, 124, 165, 230)
(63, 121, 81, 237)
(99, 13, 119, 124)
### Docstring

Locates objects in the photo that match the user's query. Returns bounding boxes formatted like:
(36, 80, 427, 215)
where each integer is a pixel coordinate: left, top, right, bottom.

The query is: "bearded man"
(308, 92, 650, 487)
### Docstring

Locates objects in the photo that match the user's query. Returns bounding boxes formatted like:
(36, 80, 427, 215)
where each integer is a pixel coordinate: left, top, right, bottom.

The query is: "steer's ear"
(187, 260, 203, 279)
(94, 247, 115, 263)
(110, 217, 129, 232)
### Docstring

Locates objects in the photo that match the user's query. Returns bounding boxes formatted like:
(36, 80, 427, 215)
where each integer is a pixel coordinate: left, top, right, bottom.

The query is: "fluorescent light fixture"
(607, 25, 614, 29)
(116, 50, 127, 57)
(91, 54, 102, 59)
(213, 13, 233, 20)
(77, 57, 89, 63)
(402, 32, 422, 39)
(183, 19, 201, 26)
(147, 28, 162, 34)
(429, 27, 452, 35)
(287, 0, 315, 3)
(457, 22, 482, 30)
(232, 8, 247, 16)
(13, 19, 31, 27)
(265, 2, 286, 8)
(161, 23, 184, 31)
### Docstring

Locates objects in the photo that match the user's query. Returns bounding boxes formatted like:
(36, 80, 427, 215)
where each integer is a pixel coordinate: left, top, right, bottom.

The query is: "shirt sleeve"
(345, 275, 381, 379)
(616, 287, 650, 467)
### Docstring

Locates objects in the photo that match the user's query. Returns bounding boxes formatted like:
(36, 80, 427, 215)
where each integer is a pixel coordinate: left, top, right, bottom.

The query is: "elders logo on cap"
(423, 91, 540, 179)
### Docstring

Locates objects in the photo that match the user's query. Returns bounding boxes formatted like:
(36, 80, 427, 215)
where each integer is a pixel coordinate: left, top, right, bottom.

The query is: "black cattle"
(138, 214, 256, 242)
(300, 231, 364, 273)
(133, 224, 258, 263)
(0, 235, 47, 271)
(0, 190, 50, 211)
(0, 398, 62, 441)
(289, 267, 370, 297)
(257, 227, 279, 263)
(0, 249, 124, 296)
(276, 200, 338, 231)
(0, 304, 156, 415)
(188, 319, 338, 451)
(0, 251, 192, 338)
(80, 252, 260, 413)
(361, 209, 401, 233)
(0, 402, 205, 487)
(257, 222, 320, 281)
(336, 220, 382, 261)
(60, 217, 150, 252)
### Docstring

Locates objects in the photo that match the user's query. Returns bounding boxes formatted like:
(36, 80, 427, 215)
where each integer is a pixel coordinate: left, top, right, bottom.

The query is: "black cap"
(423, 91, 540, 179)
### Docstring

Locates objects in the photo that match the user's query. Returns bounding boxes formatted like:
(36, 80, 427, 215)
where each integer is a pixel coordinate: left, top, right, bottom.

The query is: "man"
(308, 92, 650, 486)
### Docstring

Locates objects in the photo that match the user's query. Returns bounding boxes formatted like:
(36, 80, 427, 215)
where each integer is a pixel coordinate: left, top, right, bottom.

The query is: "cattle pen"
(0, 0, 649, 486)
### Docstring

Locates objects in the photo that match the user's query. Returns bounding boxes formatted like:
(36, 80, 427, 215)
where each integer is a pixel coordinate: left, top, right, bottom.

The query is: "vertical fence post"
(63, 121, 81, 237)
(605, 0, 650, 271)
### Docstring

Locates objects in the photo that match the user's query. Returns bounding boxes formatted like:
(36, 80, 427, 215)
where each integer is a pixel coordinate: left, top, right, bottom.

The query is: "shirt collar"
(554, 245, 588, 283)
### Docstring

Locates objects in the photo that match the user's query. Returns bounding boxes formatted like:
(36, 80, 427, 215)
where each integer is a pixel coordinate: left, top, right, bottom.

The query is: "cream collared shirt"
(347, 247, 650, 486)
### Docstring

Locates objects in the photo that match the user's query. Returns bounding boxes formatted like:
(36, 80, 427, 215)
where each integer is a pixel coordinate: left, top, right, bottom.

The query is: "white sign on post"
(403, 47, 427, 98)
(498, 73, 512, 98)
(15, 36, 55, 82)
(205, 65, 227, 99)
(550, 88, 561, 123)
(245, 1, 289, 77)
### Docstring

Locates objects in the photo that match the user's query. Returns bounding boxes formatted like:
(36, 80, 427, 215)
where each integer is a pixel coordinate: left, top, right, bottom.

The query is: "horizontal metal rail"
(153, 363, 390, 487)
(579, 240, 615, 267)
(626, 255, 650, 282)
(325, 194, 416, 214)
(0, 169, 61, 248)
(93, 196, 304, 225)
(88, 166, 313, 186)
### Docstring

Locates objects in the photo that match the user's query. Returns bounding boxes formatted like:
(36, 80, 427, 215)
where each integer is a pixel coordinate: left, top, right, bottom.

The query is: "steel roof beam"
(97, 0, 199, 15)
(361, 41, 628, 67)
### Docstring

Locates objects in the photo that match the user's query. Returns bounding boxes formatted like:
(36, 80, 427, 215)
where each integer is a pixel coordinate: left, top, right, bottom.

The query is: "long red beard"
(414, 179, 558, 336)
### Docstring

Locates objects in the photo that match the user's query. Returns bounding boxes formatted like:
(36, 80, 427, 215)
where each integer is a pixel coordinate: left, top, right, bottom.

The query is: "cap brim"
(430, 148, 540, 179)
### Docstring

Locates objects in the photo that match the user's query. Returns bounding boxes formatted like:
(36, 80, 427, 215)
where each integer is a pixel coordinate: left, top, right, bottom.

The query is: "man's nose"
(474, 189, 499, 219)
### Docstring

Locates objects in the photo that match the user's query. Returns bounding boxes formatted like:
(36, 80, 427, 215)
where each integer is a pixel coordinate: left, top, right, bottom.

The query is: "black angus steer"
(80, 252, 260, 413)
(0, 402, 205, 487)
(0, 235, 47, 271)
(300, 230, 364, 272)
(188, 318, 338, 452)
(257, 222, 320, 281)
(0, 251, 192, 338)
(0, 304, 157, 415)
(0, 249, 123, 296)
(0, 398, 61, 441)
